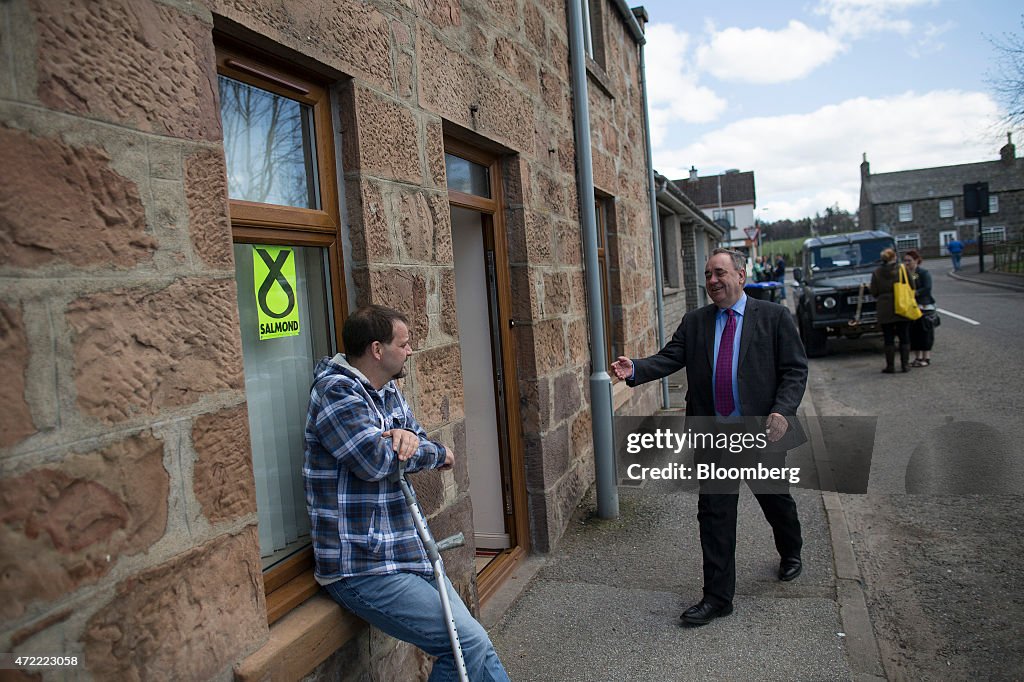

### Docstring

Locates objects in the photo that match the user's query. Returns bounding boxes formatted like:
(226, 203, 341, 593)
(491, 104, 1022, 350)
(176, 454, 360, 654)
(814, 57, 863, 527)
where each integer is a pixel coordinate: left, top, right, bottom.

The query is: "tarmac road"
(803, 262, 1024, 680)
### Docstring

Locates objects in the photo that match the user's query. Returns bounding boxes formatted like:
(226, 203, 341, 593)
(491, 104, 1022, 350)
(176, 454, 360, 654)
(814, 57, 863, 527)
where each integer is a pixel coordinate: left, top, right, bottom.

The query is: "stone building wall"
(0, 0, 660, 678)
(0, 1, 267, 678)
(873, 190, 1024, 258)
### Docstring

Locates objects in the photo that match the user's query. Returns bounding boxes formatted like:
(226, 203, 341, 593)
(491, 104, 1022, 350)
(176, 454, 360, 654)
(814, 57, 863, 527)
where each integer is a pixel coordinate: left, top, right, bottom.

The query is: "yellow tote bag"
(894, 264, 922, 320)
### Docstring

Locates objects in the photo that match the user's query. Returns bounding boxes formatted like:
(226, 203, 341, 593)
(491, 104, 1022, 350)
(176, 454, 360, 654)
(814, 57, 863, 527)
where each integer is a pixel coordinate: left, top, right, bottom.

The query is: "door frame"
(444, 137, 529, 603)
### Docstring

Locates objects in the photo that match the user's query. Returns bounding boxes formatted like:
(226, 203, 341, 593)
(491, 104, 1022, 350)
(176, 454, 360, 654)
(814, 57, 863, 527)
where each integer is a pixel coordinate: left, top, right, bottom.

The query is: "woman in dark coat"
(869, 247, 914, 373)
(903, 250, 935, 367)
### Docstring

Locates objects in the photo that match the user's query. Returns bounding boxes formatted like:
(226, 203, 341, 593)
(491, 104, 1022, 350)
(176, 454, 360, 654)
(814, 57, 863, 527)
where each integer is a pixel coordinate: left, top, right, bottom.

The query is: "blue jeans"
(325, 572, 510, 682)
(951, 252, 962, 270)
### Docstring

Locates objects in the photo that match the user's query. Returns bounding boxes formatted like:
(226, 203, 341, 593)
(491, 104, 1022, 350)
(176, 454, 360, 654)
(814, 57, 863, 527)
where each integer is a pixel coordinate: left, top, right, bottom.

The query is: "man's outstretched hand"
(610, 356, 634, 381)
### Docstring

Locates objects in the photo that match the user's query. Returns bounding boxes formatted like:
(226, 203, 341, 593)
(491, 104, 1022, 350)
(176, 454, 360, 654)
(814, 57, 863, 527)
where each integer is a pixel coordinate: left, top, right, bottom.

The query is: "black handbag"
(926, 310, 940, 328)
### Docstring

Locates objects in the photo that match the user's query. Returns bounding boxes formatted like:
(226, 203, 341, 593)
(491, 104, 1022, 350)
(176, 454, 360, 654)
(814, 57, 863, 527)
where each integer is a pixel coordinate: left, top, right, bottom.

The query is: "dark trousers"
(881, 320, 910, 347)
(696, 448, 802, 607)
(909, 315, 935, 351)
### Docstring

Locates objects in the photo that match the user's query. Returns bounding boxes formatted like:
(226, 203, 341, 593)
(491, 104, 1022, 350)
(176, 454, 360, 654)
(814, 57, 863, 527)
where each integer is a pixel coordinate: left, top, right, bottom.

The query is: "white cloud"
(654, 90, 1004, 221)
(696, 21, 846, 84)
(644, 22, 728, 146)
(908, 21, 954, 58)
(816, 0, 938, 39)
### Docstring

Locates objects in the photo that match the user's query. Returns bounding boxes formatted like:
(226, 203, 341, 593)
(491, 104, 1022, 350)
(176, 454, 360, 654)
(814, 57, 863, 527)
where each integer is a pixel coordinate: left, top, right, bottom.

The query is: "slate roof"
(672, 171, 756, 208)
(864, 157, 1023, 205)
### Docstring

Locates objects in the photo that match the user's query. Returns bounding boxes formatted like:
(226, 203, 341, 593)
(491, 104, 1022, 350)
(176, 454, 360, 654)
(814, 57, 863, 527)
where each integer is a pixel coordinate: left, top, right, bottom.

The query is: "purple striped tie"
(714, 309, 736, 416)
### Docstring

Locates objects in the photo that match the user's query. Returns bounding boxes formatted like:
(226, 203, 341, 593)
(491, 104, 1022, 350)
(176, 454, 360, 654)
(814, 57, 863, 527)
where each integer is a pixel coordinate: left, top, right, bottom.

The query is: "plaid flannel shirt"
(303, 354, 447, 582)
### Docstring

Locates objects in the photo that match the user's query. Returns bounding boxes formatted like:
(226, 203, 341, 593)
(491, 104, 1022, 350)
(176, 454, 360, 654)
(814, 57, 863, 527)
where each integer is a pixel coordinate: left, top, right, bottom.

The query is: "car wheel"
(800, 313, 828, 357)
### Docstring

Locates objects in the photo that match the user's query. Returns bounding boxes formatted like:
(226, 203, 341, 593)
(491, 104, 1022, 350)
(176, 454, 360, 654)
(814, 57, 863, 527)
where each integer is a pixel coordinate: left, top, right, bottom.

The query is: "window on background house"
(712, 208, 735, 228)
(898, 204, 913, 222)
(895, 233, 920, 251)
(989, 194, 999, 214)
(938, 200, 954, 218)
(580, 0, 606, 66)
(594, 197, 619, 368)
(660, 218, 681, 290)
(982, 225, 1006, 243)
(217, 39, 347, 624)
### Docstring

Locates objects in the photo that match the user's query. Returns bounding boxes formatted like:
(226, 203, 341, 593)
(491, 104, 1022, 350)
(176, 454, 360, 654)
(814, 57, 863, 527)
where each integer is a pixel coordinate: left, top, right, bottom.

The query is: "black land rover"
(792, 230, 896, 357)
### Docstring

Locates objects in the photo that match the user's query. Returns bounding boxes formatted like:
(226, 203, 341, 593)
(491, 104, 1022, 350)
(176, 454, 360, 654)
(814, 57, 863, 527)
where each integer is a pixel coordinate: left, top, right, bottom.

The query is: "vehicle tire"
(800, 314, 828, 357)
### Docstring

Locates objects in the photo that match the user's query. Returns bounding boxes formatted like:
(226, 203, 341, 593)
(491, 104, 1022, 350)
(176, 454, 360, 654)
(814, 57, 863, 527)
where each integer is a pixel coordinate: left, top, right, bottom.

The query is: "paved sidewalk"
(946, 254, 1024, 291)
(487, 387, 882, 681)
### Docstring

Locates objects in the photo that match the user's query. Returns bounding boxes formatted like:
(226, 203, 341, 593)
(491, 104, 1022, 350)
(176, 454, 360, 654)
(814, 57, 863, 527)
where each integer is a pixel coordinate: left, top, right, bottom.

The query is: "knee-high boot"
(882, 346, 895, 374)
(900, 346, 910, 373)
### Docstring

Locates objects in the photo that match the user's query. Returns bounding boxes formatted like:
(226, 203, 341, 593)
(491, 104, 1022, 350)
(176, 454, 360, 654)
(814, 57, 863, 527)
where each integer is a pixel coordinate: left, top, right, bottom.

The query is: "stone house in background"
(859, 135, 1022, 258)
(674, 167, 757, 251)
(653, 172, 723, 407)
(654, 172, 723, 324)
(0, 0, 662, 679)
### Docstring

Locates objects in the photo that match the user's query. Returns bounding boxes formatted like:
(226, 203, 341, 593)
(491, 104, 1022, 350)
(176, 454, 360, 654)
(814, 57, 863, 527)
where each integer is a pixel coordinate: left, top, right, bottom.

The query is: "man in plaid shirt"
(304, 305, 509, 681)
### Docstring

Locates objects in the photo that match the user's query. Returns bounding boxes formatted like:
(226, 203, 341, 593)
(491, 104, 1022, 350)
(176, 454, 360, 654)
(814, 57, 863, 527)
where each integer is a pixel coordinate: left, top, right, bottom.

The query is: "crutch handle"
(388, 457, 409, 483)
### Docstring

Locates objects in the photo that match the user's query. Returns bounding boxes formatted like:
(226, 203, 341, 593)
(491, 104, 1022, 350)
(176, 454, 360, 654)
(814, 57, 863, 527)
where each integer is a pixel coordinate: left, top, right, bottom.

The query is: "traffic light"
(963, 182, 990, 218)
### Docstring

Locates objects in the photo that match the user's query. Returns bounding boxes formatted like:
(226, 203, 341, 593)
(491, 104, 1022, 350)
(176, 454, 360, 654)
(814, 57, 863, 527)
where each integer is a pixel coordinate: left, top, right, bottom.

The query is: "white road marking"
(935, 307, 980, 325)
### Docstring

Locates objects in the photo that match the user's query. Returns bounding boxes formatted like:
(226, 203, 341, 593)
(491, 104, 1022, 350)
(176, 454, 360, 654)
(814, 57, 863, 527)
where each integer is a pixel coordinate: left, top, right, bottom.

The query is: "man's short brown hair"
(343, 305, 410, 358)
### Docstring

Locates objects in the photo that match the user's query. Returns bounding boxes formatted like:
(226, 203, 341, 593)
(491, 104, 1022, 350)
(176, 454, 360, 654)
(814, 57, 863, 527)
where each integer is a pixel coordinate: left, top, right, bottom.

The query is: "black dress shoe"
(779, 557, 802, 582)
(680, 600, 733, 626)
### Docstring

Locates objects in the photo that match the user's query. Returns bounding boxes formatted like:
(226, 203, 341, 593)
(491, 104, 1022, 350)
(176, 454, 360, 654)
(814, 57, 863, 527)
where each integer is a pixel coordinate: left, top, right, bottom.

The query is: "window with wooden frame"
(216, 38, 348, 625)
(580, 0, 607, 67)
(594, 196, 619, 369)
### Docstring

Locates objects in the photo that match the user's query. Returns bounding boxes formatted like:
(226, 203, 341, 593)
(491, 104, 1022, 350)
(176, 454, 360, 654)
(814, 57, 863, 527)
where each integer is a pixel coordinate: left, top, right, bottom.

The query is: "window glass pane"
(898, 204, 912, 222)
(219, 75, 320, 209)
(233, 244, 334, 570)
(939, 200, 953, 218)
(989, 195, 999, 213)
(445, 153, 491, 197)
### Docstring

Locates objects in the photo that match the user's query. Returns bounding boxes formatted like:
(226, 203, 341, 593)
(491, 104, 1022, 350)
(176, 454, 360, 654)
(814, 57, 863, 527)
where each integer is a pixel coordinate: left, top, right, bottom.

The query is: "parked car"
(792, 230, 896, 357)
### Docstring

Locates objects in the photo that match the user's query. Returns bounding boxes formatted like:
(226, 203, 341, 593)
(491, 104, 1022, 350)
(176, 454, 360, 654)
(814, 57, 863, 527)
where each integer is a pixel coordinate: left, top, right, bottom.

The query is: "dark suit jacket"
(628, 297, 808, 450)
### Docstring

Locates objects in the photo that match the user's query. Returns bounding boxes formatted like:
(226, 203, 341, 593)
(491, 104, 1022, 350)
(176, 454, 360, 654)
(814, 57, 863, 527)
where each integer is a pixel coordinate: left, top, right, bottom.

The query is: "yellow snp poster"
(252, 245, 301, 340)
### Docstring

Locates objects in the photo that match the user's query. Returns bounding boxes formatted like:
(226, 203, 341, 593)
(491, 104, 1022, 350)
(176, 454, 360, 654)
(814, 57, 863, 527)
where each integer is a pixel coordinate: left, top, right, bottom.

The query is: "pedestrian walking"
(611, 248, 807, 627)
(946, 237, 964, 271)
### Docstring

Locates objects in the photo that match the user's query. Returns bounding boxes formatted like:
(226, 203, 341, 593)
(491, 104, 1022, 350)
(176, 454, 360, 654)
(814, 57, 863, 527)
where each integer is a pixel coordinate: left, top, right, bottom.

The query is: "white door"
(939, 230, 958, 255)
(451, 205, 510, 550)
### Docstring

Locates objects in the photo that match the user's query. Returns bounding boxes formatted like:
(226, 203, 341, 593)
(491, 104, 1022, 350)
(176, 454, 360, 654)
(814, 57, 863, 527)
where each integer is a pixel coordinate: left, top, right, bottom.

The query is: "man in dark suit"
(611, 248, 808, 626)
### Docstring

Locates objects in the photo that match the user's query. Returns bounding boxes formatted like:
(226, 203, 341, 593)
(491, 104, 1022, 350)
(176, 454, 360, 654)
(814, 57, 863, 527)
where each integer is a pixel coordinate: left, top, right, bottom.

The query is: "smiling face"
(705, 252, 746, 309)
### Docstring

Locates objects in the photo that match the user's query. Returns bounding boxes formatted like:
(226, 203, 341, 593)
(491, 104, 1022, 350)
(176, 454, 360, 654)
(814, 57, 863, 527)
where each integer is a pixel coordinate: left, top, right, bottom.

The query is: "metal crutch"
(391, 460, 470, 682)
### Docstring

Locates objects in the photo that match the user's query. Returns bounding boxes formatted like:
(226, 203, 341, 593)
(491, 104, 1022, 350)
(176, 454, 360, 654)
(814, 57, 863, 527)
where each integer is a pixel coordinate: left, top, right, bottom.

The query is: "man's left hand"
(382, 428, 419, 461)
(765, 413, 789, 443)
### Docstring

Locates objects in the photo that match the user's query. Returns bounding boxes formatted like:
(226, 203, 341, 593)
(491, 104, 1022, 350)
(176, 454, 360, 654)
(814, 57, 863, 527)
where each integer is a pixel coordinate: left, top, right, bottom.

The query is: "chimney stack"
(860, 152, 870, 181)
(1000, 132, 1016, 165)
(689, 166, 698, 181)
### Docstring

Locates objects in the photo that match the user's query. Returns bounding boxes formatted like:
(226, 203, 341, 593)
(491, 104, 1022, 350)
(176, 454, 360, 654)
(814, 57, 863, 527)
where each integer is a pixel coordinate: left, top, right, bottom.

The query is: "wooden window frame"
(216, 36, 348, 626)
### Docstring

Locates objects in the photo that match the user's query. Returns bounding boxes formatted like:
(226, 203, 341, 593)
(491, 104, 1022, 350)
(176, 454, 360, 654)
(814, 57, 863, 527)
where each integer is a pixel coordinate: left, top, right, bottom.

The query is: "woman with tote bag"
(869, 248, 916, 373)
